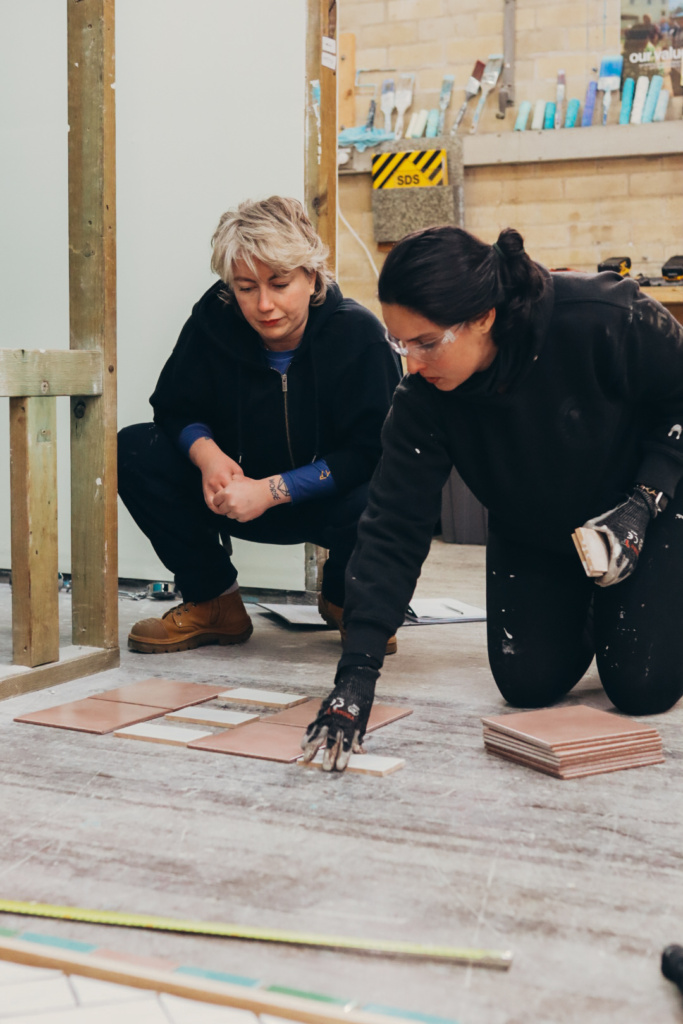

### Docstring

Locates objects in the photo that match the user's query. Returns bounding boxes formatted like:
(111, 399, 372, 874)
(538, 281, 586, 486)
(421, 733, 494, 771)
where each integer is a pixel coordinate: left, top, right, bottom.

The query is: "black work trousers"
(118, 422, 368, 607)
(486, 485, 683, 716)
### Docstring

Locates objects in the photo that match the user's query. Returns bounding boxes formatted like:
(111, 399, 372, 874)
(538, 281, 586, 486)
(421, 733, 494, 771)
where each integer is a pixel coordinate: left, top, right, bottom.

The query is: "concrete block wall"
(338, 0, 683, 308)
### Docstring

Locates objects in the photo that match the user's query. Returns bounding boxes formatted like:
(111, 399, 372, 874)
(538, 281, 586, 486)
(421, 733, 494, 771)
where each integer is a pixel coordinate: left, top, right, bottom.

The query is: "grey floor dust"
(0, 539, 682, 1024)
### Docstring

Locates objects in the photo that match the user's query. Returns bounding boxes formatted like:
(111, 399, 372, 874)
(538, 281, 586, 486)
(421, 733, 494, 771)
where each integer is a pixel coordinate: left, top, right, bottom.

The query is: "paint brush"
(470, 53, 504, 134)
(581, 80, 597, 126)
(630, 75, 650, 123)
(450, 59, 485, 134)
(597, 54, 624, 125)
(642, 74, 663, 123)
(554, 70, 566, 128)
(436, 74, 455, 134)
(393, 73, 414, 139)
(380, 78, 396, 133)
(530, 98, 546, 131)
(619, 77, 635, 123)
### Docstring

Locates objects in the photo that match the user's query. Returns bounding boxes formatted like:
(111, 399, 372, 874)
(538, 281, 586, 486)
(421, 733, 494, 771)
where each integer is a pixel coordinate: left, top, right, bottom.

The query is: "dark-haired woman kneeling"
(302, 225, 683, 771)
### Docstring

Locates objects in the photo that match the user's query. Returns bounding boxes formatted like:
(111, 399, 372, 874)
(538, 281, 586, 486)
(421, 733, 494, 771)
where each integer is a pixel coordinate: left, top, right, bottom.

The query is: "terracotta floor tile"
(189, 722, 305, 762)
(14, 699, 169, 735)
(92, 678, 225, 710)
(481, 704, 660, 751)
(263, 699, 413, 733)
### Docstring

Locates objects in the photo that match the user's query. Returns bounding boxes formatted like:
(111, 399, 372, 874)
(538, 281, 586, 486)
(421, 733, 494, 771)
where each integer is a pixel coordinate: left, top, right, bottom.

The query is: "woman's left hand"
(582, 487, 657, 586)
(212, 475, 290, 522)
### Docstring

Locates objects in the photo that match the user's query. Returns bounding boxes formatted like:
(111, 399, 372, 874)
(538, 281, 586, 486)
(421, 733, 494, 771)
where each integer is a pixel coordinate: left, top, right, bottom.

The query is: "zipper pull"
(281, 373, 288, 392)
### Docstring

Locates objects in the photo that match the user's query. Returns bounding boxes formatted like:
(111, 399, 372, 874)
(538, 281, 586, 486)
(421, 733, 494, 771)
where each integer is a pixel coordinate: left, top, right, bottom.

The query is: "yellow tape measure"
(0, 899, 512, 969)
(372, 150, 448, 190)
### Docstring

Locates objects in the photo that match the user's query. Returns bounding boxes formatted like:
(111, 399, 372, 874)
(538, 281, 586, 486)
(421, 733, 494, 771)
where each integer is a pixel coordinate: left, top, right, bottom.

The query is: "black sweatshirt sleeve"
(341, 380, 454, 665)
(321, 336, 401, 492)
(150, 317, 215, 444)
(618, 289, 683, 497)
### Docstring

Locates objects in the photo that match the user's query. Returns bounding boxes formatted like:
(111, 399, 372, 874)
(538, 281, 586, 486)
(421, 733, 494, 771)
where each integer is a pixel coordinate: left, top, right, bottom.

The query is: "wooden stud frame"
(0, 0, 119, 700)
(304, 0, 337, 593)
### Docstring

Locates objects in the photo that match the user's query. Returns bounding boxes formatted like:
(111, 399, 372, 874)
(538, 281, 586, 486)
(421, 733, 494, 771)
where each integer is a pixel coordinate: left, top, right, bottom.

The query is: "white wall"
(0, 0, 309, 591)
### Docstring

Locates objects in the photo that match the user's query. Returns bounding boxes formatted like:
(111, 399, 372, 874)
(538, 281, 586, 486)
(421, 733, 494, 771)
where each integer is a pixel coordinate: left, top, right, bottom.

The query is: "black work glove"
(300, 665, 378, 772)
(583, 487, 658, 587)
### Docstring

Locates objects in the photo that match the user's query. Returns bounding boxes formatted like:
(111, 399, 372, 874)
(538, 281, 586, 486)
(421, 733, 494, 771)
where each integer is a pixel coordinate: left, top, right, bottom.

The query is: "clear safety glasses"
(385, 322, 464, 361)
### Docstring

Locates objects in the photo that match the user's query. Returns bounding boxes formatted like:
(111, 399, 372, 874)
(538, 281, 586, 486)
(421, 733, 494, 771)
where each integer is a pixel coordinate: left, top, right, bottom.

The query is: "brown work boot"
(318, 594, 397, 656)
(128, 591, 253, 653)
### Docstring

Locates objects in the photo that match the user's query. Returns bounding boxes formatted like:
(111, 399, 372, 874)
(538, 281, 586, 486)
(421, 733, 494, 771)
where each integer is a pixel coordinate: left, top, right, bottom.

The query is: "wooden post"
(338, 33, 356, 131)
(305, 0, 338, 272)
(305, 0, 337, 593)
(9, 398, 60, 667)
(67, 0, 118, 649)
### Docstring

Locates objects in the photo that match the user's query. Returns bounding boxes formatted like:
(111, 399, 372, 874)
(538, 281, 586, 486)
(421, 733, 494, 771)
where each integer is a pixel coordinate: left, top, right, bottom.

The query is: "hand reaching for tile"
(300, 665, 378, 772)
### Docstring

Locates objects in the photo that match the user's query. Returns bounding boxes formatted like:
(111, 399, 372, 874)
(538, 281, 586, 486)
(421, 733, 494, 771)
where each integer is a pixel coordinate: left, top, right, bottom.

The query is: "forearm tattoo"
(269, 476, 290, 502)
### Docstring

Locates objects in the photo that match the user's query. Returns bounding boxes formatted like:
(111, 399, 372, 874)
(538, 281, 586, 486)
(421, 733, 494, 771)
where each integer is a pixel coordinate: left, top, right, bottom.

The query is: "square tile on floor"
(92, 678, 225, 710)
(160, 993, 260, 1024)
(216, 688, 307, 708)
(0, 975, 76, 1015)
(263, 699, 413, 732)
(69, 974, 159, 1005)
(188, 722, 306, 762)
(114, 722, 213, 746)
(14, 699, 169, 735)
(302, 751, 405, 776)
(166, 707, 260, 729)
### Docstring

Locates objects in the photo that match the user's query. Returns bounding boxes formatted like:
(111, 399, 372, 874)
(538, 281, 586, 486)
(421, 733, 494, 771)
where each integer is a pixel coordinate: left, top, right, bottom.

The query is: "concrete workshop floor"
(0, 539, 682, 1024)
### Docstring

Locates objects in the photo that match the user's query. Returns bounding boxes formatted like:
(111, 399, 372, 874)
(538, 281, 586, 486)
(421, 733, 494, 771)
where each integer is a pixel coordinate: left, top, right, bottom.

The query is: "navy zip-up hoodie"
(150, 281, 401, 492)
(342, 270, 683, 664)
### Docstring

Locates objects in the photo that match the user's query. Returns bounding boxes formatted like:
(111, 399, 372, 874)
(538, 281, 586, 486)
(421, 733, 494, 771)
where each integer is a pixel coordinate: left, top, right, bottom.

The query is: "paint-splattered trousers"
(117, 422, 368, 607)
(486, 484, 683, 716)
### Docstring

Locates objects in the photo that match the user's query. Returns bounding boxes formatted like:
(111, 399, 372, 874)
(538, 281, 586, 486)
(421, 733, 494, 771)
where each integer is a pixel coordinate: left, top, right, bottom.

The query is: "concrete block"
(371, 136, 464, 243)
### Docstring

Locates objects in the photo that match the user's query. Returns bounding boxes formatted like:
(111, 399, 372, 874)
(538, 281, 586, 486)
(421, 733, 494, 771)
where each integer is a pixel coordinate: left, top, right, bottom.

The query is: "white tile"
(0, 962, 63, 986)
(302, 751, 405, 776)
(113, 722, 213, 745)
(0, 975, 76, 1016)
(1, 998, 168, 1023)
(216, 689, 306, 708)
(161, 993, 260, 1024)
(69, 974, 158, 1005)
(165, 708, 259, 728)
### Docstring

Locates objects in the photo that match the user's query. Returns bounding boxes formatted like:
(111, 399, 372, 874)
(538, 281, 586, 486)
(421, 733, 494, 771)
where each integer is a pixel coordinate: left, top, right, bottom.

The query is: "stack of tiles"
(482, 704, 664, 779)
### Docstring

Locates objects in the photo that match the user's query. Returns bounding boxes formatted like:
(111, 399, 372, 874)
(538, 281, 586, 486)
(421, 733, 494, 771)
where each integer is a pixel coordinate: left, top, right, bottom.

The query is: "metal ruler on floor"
(0, 899, 512, 969)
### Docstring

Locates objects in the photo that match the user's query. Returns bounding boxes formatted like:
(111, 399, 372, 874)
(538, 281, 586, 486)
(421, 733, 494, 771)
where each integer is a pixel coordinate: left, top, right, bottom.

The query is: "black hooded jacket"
(342, 270, 683, 663)
(150, 280, 401, 492)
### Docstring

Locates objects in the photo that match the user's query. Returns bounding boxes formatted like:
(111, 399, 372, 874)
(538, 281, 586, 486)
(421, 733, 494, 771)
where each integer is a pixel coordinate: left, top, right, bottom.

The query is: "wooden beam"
(305, 0, 338, 273)
(338, 33, 356, 131)
(0, 647, 119, 701)
(9, 397, 59, 667)
(0, 936, 415, 1024)
(305, 2, 338, 592)
(0, 349, 103, 397)
(67, 0, 118, 650)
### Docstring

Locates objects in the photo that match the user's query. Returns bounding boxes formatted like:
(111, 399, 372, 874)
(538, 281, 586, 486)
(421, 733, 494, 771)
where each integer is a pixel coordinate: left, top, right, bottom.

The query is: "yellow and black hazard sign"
(372, 149, 448, 190)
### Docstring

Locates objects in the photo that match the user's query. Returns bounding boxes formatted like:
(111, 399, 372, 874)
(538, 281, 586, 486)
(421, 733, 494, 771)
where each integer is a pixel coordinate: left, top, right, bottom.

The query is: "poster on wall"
(621, 0, 683, 94)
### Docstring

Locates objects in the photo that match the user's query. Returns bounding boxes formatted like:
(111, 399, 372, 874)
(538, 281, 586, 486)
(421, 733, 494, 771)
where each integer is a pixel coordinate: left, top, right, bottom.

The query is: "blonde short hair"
(211, 196, 333, 306)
